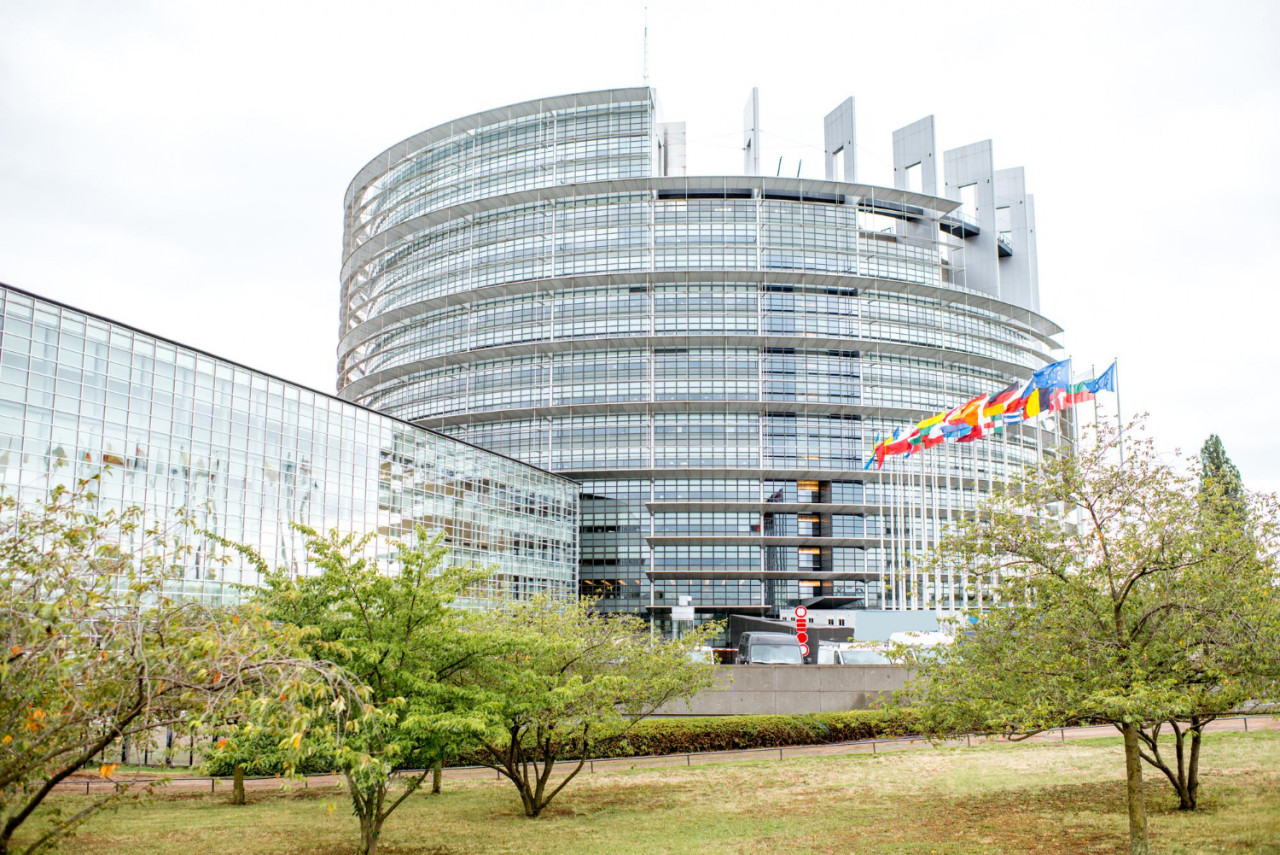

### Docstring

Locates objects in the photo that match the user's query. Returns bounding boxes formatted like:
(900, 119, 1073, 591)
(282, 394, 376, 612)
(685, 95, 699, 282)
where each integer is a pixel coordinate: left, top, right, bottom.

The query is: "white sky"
(2, 1, 1277, 490)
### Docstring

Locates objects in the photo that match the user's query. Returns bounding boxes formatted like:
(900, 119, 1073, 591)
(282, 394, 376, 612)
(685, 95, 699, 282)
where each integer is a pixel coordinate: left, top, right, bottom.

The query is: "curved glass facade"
(339, 88, 1066, 633)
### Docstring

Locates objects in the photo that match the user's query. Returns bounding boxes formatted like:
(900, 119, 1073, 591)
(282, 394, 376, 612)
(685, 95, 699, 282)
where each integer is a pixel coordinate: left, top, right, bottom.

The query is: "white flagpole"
(917, 449, 925, 610)
(1091, 362, 1099, 441)
(971, 439, 981, 609)
(930, 440, 940, 613)
(901, 453, 910, 610)
(914, 450, 923, 611)
(945, 437, 956, 612)
(1114, 357, 1124, 463)
(889, 459, 898, 610)
(876, 450, 886, 611)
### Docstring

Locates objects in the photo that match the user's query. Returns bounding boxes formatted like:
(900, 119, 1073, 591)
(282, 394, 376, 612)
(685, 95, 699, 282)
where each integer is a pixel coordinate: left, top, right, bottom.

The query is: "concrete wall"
(657, 665, 910, 716)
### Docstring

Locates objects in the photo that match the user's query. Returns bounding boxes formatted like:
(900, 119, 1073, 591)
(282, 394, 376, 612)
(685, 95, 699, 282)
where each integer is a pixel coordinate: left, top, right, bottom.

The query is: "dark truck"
(734, 631, 804, 665)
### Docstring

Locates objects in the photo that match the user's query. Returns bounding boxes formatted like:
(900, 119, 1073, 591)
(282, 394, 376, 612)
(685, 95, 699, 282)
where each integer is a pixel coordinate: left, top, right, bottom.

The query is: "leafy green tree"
(897, 420, 1280, 855)
(258, 527, 494, 855)
(1199, 433, 1247, 523)
(0, 480, 351, 855)
(464, 597, 719, 817)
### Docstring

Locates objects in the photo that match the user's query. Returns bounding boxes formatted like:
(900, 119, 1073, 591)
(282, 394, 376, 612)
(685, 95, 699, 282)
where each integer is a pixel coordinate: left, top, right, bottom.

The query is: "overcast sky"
(2, 1, 1277, 490)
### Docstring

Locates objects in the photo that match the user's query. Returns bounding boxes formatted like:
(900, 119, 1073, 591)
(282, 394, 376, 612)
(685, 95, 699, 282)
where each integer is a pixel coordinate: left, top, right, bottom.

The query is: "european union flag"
(1085, 361, 1117, 394)
(1031, 358, 1072, 390)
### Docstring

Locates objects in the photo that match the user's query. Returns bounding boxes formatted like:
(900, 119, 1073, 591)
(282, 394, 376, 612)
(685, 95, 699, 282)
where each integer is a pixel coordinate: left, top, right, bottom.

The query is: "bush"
(202, 731, 337, 777)
(591, 709, 919, 758)
(202, 710, 920, 775)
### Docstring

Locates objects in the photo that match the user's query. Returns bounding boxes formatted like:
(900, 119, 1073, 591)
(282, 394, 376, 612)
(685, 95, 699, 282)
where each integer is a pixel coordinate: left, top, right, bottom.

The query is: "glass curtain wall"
(339, 88, 1066, 637)
(0, 285, 578, 606)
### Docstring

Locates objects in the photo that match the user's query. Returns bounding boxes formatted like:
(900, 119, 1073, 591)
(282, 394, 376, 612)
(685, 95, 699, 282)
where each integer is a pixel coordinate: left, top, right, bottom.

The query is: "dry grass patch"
(20, 730, 1280, 854)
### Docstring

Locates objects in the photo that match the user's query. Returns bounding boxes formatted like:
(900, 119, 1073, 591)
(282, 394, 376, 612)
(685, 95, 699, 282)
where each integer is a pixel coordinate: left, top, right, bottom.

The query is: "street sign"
(798, 643, 810, 657)
(671, 606, 695, 621)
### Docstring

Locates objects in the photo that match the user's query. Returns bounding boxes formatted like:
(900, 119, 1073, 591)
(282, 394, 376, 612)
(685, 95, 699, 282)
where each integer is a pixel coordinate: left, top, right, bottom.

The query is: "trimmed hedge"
(200, 710, 919, 775)
(202, 731, 337, 777)
(589, 709, 919, 759)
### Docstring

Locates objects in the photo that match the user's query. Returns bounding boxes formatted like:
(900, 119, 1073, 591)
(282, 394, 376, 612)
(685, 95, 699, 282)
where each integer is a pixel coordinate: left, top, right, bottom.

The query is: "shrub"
(202, 710, 920, 774)
(203, 731, 337, 777)
(591, 709, 919, 758)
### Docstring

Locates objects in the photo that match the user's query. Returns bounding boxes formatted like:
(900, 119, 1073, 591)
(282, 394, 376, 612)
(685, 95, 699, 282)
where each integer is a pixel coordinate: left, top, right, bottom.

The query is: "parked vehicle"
(816, 644, 846, 665)
(887, 630, 953, 647)
(735, 631, 804, 665)
(685, 646, 716, 664)
(816, 642, 891, 665)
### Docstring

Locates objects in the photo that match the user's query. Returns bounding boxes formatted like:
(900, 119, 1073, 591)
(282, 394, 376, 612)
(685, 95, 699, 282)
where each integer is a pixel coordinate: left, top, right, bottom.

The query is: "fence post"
(85, 781, 90, 795)
(778, 748, 783, 760)
(211, 778, 215, 793)
(1060, 728, 1065, 742)
(966, 734, 971, 748)
(686, 754, 691, 767)
(872, 742, 876, 755)
(1243, 716, 1249, 732)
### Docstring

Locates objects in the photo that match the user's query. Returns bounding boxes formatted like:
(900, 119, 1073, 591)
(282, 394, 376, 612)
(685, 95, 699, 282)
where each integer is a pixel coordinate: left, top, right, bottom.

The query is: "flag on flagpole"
(1086, 361, 1117, 395)
(1030, 358, 1072, 391)
(869, 356, 1111, 467)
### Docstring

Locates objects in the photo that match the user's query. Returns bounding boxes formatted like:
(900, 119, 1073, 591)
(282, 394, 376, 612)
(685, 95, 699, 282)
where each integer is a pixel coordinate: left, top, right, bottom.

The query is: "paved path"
(56, 714, 1280, 795)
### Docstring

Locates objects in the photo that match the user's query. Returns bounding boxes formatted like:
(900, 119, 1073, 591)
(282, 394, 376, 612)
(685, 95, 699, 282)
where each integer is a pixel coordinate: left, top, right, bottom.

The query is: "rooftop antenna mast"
(643, 6, 649, 86)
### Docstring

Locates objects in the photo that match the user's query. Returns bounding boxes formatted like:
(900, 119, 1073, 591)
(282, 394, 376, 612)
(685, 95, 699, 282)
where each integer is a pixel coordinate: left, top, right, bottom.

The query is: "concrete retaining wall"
(658, 665, 910, 716)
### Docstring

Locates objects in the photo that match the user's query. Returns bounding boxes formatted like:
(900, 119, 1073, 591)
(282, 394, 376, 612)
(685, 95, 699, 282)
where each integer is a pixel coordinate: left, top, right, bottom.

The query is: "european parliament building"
(0, 283, 578, 605)
(336, 87, 1067, 634)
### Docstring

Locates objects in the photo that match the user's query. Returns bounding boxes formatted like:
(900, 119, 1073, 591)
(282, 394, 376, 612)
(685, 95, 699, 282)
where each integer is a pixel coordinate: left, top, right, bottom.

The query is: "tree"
(257, 527, 494, 855)
(0, 480, 352, 855)
(896, 419, 1280, 855)
(464, 597, 718, 817)
(1199, 434, 1247, 523)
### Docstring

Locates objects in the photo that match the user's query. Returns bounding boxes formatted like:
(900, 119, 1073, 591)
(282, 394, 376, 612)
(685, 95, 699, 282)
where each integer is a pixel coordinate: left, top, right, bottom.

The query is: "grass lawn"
(23, 730, 1280, 854)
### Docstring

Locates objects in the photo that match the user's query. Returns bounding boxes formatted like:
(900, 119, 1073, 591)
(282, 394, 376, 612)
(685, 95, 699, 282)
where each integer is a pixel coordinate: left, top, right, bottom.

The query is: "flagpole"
(1114, 356, 1124, 463)
(1091, 362, 1098, 443)
(888, 460, 898, 611)
(916, 449, 925, 610)
(901, 455, 909, 610)
(899, 456, 908, 610)
(877, 446, 885, 611)
(971, 439, 981, 609)
(916, 450, 926, 611)
(942, 373, 956, 612)
(930, 440, 940, 614)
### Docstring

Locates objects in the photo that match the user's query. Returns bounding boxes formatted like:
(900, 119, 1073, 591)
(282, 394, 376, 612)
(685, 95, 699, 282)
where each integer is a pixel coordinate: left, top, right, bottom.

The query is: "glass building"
(337, 87, 1066, 634)
(0, 283, 578, 605)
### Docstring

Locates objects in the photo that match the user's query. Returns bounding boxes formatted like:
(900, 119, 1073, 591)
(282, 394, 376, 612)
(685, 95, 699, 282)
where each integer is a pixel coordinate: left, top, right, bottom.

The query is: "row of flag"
(864, 359, 1116, 470)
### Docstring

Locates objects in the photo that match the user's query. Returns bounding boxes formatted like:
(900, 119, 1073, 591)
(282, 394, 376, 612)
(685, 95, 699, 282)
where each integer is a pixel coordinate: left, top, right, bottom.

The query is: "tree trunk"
(1121, 723, 1151, 855)
(1184, 719, 1203, 811)
(357, 810, 382, 855)
(431, 757, 442, 795)
(231, 763, 245, 806)
(518, 781, 537, 817)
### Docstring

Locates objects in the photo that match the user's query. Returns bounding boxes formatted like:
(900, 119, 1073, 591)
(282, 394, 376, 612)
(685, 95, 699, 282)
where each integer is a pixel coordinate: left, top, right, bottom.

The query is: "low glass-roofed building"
(0, 282, 579, 605)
